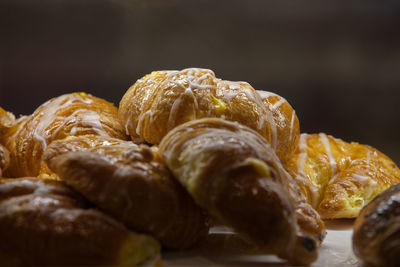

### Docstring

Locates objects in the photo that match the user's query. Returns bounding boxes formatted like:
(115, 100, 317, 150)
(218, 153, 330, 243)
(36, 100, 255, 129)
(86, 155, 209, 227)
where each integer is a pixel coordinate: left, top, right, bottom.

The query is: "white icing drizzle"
(288, 111, 296, 142)
(294, 134, 320, 207)
(32, 94, 107, 151)
(319, 133, 338, 174)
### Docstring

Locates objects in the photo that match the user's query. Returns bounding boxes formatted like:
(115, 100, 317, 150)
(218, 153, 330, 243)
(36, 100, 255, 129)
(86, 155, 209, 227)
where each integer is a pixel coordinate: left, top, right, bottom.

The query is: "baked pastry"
(285, 133, 400, 219)
(0, 177, 160, 266)
(1, 93, 128, 178)
(0, 144, 9, 177)
(158, 118, 325, 265)
(46, 139, 209, 249)
(256, 90, 300, 162)
(38, 134, 123, 180)
(353, 183, 400, 267)
(119, 68, 299, 161)
(0, 107, 16, 137)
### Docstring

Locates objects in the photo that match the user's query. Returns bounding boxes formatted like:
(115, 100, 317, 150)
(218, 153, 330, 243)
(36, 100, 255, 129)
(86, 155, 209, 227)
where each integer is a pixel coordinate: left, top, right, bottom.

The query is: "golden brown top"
(119, 68, 299, 161)
(2, 93, 128, 177)
(285, 133, 400, 219)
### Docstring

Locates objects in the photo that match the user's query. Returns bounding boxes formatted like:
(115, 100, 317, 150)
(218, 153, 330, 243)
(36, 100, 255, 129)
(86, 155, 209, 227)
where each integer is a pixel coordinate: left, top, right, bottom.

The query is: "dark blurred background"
(1, 0, 400, 163)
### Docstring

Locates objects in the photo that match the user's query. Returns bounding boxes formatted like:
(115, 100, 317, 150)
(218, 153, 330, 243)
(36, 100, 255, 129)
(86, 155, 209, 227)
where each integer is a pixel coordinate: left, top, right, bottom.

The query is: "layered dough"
(119, 68, 299, 162)
(0, 145, 9, 177)
(159, 118, 325, 265)
(285, 133, 400, 219)
(0, 177, 159, 266)
(45, 135, 209, 249)
(353, 183, 400, 267)
(1, 93, 128, 177)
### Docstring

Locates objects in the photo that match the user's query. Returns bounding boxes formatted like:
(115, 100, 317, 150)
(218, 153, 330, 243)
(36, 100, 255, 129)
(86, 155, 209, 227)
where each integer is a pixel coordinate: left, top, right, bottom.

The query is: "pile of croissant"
(1, 68, 399, 266)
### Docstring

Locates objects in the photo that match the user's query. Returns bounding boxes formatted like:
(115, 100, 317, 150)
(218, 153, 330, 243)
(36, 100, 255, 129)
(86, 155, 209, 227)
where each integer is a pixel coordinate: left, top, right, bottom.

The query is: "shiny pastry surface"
(119, 68, 299, 161)
(0, 145, 9, 177)
(159, 118, 325, 265)
(0, 177, 160, 266)
(46, 139, 209, 249)
(353, 183, 400, 267)
(285, 133, 400, 219)
(1, 93, 128, 178)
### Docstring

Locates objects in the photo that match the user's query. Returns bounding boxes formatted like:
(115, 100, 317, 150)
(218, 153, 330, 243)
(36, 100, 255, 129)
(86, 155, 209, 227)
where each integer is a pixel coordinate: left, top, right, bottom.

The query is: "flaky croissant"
(45, 137, 209, 249)
(1, 93, 128, 178)
(0, 177, 159, 266)
(158, 118, 325, 265)
(353, 183, 400, 267)
(0, 145, 9, 177)
(119, 68, 299, 161)
(285, 133, 400, 219)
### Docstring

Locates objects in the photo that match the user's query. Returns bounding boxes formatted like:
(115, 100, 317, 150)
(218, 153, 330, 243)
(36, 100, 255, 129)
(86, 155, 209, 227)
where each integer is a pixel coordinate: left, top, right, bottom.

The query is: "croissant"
(0, 177, 159, 266)
(1, 93, 128, 178)
(285, 133, 400, 219)
(119, 68, 299, 161)
(45, 137, 209, 249)
(0, 145, 9, 177)
(353, 183, 400, 267)
(158, 118, 325, 265)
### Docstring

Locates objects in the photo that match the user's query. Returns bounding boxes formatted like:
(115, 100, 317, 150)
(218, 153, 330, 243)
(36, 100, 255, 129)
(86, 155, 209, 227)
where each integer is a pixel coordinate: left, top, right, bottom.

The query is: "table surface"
(160, 220, 360, 266)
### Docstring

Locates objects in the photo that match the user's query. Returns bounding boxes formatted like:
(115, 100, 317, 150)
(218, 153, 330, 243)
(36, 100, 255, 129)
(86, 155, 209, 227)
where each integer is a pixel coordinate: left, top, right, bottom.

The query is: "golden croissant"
(158, 118, 325, 265)
(45, 136, 209, 249)
(285, 133, 400, 219)
(1, 93, 128, 178)
(352, 183, 400, 267)
(119, 68, 299, 162)
(0, 145, 9, 177)
(0, 177, 160, 266)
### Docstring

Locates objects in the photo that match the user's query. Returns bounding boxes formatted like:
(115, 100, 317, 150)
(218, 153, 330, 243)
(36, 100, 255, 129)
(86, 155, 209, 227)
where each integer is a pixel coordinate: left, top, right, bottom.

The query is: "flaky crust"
(159, 118, 325, 265)
(353, 183, 400, 267)
(285, 133, 400, 219)
(46, 139, 209, 249)
(1, 93, 128, 178)
(0, 145, 9, 177)
(0, 177, 160, 266)
(119, 68, 299, 161)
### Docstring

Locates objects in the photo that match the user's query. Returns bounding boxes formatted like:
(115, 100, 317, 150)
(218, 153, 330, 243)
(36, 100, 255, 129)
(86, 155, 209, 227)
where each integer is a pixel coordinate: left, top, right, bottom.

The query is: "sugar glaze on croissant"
(119, 68, 299, 161)
(285, 133, 400, 219)
(159, 118, 325, 265)
(1, 93, 128, 178)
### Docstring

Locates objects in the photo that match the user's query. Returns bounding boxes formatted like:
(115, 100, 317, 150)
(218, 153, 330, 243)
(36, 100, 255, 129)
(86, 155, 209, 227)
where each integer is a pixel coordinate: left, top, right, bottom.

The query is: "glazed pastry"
(353, 183, 400, 267)
(0, 145, 10, 177)
(1, 93, 128, 178)
(256, 90, 300, 162)
(285, 133, 400, 219)
(0, 177, 160, 266)
(46, 140, 209, 249)
(159, 118, 325, 265)
(38, 134, 123, 180)
(0, 107, 16, 137)
(119, 68, 299, 161)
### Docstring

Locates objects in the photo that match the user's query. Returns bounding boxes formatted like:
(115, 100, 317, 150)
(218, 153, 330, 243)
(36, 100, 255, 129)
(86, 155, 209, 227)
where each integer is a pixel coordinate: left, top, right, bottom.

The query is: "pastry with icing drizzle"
(285, 133, 400, 219)
(1, 93, 129, 178)
(158, 118, 325, 265)
(119, 68, 299, 162)
(353, 183, 400, 267)
(45, 137, 209, 249)
(0, 177, 160, 266)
